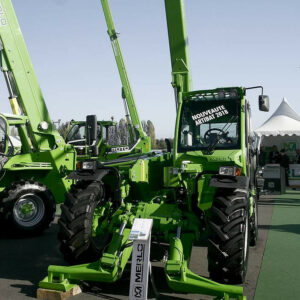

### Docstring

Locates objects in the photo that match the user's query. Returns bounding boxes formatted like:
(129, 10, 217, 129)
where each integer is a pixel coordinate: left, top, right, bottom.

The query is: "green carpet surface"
(255, 190, 300, 300)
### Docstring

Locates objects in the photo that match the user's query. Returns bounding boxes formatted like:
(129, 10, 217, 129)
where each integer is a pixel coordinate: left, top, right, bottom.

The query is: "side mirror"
(86, 115, 98, 156)
(259, 95, 269, 112)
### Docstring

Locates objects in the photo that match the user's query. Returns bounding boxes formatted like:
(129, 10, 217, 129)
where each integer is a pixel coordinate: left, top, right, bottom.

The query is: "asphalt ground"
(0, 195, 275, 300)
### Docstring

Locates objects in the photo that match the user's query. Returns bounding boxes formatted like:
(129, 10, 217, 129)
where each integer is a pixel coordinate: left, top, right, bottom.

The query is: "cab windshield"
(178, 99, 241, 152)
(66, 124, 102, 146)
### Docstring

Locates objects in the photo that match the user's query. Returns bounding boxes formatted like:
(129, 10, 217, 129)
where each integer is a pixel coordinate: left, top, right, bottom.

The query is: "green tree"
(57, 122, 71, 139)
(118, 118, 129, 145)
(141, 120, 148, 134)
(155, 138, 174, 150)
(108, 123, 120, 146)
(155, 139, 166, 150)
(147, 120, 156, 149)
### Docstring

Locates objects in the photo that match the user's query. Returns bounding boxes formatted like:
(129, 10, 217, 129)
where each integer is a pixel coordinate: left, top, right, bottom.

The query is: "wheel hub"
(20, 202, 34, 216)
(13, 193, 45, 227)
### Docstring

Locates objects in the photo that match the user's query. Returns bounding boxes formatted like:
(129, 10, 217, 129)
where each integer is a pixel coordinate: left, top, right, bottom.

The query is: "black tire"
(58, 181, 107, 263)
(250, 196, 258, 246)
(207, 189, 250, 284)
(1, 180, 55, 235)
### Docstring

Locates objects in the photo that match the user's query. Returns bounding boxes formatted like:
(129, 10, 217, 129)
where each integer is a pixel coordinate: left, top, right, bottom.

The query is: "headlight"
(219, 166, 241, 176)
(82, 161, 96, 170)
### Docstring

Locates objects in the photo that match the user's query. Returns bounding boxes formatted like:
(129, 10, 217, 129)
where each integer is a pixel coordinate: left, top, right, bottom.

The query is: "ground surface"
(0, 192, 290, 300)
(254, 190, 300, 300)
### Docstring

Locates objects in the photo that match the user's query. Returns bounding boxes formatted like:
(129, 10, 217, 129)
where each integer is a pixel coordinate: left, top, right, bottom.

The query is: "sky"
(1, 0, 299, 138)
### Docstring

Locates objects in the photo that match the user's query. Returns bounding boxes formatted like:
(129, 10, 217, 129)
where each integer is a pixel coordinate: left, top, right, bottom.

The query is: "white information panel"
(129, 218, 153, 300)
(263, 164, 281, 179)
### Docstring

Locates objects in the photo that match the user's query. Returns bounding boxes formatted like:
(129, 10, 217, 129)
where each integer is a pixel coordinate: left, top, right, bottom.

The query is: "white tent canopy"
(255, 97, 300, 136)
(255, 98, 300, 185)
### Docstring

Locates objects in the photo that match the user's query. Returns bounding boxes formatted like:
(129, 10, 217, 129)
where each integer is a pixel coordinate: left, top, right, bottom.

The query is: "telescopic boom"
(100, 0, 147, 144)
(164, 0, 192, 109)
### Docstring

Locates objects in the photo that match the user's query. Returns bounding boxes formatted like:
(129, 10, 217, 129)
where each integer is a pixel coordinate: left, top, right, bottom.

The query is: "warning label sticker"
(192, 105, 229, 126)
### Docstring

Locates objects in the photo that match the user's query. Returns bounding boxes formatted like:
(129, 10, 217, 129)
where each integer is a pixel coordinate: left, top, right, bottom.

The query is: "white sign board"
(289, 164, 300, 178)
(263, 164, 281, 179)
(129, 219, 153, 300)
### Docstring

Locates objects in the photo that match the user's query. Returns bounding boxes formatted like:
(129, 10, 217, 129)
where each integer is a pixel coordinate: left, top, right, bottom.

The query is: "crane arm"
(100, 0, 147, 144)
(164, 0, 192, 108)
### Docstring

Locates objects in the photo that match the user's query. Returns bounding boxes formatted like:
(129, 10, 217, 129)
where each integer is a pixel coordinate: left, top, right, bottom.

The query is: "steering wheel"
(204, 128, 231, 144)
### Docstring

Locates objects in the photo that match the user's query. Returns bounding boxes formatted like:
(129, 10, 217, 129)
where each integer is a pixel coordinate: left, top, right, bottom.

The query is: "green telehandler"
(40, 0, 269, 299)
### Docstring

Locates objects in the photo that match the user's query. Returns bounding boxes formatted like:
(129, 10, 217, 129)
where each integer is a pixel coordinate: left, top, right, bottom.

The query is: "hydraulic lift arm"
(0, 0, 66, 151)
(164, 0, 192, 109)
(100, 0, 148, 146)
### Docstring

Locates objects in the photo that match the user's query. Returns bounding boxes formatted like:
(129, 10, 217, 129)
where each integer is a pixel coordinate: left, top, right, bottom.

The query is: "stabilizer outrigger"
(40, 203, 245, 300)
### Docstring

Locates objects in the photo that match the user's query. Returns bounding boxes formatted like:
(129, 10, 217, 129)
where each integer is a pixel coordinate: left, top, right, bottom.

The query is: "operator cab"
(66, 121, 102, 156)
(66, 119, 117, 156)
(178, 87, 269, 154)
(66, 123, 101, 145)
(179, 89, 242, 153)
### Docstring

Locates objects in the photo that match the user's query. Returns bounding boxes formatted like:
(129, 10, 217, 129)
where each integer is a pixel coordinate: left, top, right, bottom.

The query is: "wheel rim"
(13, 193, 45, 228)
